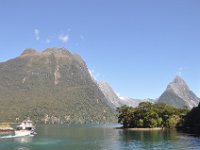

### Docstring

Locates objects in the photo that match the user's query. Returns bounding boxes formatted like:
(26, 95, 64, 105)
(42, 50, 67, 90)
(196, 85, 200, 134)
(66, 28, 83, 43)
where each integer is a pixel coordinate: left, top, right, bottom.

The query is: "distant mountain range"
(97, 76, 200, 110)
(158, 76, 200, 109)
(0, 48, 199, 124)
(96, 81, 141, 108)
(0, 48, 115, 123)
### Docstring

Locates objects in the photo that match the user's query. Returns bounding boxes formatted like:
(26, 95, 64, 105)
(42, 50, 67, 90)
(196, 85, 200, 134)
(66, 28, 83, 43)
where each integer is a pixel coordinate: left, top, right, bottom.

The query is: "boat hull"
(14, 130, 32, 136)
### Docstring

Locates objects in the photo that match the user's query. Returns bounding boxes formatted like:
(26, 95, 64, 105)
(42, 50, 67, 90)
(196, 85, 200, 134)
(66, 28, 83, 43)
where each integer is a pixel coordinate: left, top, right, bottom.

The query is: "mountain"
(97, 81, 142, 108)
(119, 97, 142, 108)
(96, 81, 122, 108)
(0, 48, 115, 124)
(157, 76, 200, 109)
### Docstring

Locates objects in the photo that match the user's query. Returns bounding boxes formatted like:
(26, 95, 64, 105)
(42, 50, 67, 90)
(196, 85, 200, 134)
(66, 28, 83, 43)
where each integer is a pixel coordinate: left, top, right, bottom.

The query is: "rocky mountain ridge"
(97, 76, 200, 110)
(96, 81, 143, 108)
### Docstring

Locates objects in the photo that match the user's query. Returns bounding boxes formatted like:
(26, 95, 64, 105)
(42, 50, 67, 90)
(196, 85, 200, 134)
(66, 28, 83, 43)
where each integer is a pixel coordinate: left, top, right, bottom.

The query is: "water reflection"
(1, 125, 200, 150)
(15, 147, 31, 150)
(14, 136, 33, 143)
(118, 129, 177, 142)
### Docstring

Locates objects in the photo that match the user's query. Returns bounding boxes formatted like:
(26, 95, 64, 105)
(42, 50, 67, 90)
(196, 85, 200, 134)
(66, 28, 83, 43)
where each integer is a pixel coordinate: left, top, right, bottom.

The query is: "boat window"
(16, 127, 22, 130)
(25, 127, 32, 130)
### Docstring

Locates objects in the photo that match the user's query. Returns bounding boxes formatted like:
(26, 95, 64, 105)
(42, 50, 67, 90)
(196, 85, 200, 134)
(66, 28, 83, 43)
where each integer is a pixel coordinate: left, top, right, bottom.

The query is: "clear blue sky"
(0, 0, 200, 99)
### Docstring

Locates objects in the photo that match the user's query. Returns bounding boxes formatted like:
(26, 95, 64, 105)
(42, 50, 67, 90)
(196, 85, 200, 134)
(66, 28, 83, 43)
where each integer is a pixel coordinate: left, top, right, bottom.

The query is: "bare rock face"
(0, 48, 115, 123)
(158, 76, 200, 109)
(96, 81, 122, 108)
(96, 81, 142, 108)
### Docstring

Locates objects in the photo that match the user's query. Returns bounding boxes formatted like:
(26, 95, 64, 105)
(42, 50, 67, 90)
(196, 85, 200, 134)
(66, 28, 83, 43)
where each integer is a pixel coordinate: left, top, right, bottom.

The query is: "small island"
(117, 102, 188, 130)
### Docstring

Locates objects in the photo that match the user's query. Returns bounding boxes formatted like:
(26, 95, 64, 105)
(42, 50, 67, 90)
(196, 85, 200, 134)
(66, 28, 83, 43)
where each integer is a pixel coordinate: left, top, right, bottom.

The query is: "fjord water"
(0, 124, 200, 150)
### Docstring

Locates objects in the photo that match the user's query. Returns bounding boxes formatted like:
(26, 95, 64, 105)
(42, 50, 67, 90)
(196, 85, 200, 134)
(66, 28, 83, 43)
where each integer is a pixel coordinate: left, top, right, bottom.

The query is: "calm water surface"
(0, 124, 200, 150)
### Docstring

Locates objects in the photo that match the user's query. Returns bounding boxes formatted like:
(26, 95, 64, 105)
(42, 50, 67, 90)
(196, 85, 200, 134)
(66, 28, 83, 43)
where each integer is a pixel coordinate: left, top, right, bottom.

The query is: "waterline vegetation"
(117, 102, 188, 129)
(181, 103, 200, 134)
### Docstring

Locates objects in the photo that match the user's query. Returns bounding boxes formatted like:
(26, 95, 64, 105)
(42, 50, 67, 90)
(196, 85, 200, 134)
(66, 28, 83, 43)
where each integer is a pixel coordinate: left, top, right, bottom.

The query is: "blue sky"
(0, 0, 200, 99)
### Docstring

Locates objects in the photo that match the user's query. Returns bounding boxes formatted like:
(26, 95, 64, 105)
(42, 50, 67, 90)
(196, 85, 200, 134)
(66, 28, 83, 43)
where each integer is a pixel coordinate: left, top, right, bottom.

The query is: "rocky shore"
(0, 123, 14, 132)
(123, 127, 164, 131)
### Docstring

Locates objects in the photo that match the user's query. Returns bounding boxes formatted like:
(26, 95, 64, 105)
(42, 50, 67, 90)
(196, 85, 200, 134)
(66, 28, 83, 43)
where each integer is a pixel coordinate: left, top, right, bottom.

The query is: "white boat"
(15, 119, 36, 136)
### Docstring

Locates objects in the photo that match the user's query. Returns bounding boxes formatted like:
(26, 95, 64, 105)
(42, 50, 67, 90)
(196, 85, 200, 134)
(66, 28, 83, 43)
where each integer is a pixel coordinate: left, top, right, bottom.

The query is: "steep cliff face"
(96, 81, 122, 108)
(158, 76, 200, 109)
(97, 81, 142, 108)
(0, 48, 115, 123)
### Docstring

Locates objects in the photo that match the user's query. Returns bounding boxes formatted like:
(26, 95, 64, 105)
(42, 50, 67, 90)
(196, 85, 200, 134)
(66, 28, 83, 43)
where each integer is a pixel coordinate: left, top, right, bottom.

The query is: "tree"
(183, 103, 200, 132)
(117, 106, 135, 128)
(117, 102, 188, 128)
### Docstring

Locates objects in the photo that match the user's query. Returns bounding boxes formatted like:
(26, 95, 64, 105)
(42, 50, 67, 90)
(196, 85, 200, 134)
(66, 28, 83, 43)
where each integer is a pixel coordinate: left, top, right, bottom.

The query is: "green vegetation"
(0, 48, 116, 124)
(117, 102, 188, 128)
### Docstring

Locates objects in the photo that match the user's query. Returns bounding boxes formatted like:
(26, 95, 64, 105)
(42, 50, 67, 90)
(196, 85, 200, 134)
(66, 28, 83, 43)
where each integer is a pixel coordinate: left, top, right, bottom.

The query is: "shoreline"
(0, 122, 14, 132)
(0, 128, 14, 132)
(117, 127, 164, 131)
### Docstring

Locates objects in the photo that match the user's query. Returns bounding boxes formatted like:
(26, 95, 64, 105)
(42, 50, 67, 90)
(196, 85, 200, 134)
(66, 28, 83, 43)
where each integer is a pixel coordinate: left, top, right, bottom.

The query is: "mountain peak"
(158, 76, 200, 109)
(20, 48, 73, 59)
(173, 75, 186, 84)
(167, 75, 188, 91)
(43, 48, 71, 56)
(21, 48, 38, 56)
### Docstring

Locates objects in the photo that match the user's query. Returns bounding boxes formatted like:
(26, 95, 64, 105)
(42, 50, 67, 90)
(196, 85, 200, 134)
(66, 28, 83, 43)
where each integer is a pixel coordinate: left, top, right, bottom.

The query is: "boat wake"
(0, 134, 34, 139)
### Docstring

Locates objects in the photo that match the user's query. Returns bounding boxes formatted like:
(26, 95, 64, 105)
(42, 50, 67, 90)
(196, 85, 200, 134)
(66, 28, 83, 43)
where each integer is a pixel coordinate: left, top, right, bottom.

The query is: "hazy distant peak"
(173, 75, 186, 84)
(167, 75, 188, 91)
(97, 80, 142, 108)
(158, 76, 200, 109)
(21, 48, 38, 56)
